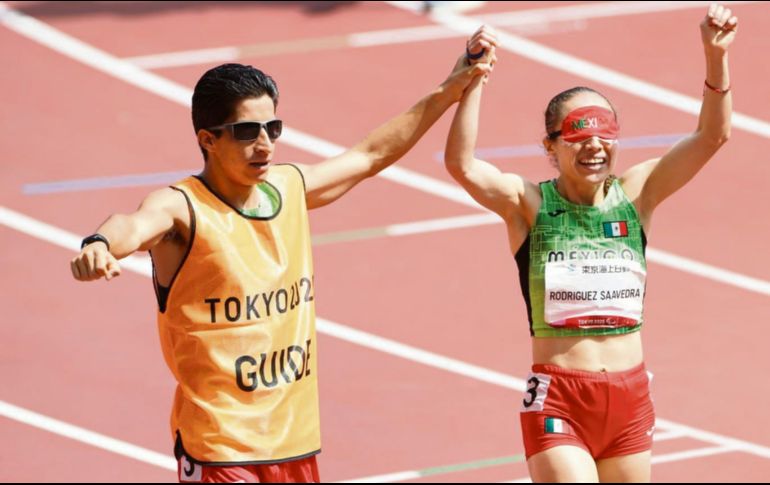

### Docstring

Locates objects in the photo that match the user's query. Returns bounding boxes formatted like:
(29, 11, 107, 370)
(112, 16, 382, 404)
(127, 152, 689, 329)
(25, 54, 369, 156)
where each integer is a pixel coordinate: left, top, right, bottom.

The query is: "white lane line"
(316, 317, 527, 390)
(126, 23, 585, 69)
(0, 1, 480, 210)
(3, 1, 770, 469)
(127, 46, 240, 69)
(3, 204, 770, 471)
(653, 428, 688, 442)
(315, 214, 770, 297)
(337, 470, 420, 483)
(20, 132, 687, 195)
(496, 446, 741, 484)
(10, 169, 770, 301)
(4, 0, 768, 298)
(311, 212, 499, 245)
(0, 400, 176, 471)
(0, 206, 152, 276)
(646, 247, 770, 297)
(475, 1, 761, 28)
(124, 1, 758, 69)
(651, 445, 739, 464)
(0, 3, 190, 106)
(385, 212, 498, 236)
(315, 314, 770, 462)
(394, 2, 770, 140)
(343, 446, 739, 483)
(655, 417, 770, 459)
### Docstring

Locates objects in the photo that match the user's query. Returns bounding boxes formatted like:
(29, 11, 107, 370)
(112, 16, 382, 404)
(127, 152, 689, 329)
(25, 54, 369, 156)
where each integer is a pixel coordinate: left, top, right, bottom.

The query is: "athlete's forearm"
(696, 52, 731, 146)
(353, 85, 459, 175)
(694, 5, 736, 147)
(352, 51, 494, 175)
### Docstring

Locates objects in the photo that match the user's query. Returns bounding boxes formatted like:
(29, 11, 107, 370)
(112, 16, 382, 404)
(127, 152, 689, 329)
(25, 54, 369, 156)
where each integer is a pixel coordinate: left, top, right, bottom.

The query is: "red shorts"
(177, 454, 320, 483)
(519, 362, 655, 460)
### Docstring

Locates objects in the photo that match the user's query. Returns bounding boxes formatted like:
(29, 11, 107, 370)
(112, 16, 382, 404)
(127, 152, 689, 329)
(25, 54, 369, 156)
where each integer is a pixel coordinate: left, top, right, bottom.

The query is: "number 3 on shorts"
(520, 372, 552, 412)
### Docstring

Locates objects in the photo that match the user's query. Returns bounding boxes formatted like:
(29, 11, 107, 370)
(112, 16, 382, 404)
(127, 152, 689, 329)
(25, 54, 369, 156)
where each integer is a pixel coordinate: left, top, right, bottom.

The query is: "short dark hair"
(191, 63, 279, 160)
(544, 86, 616, 138)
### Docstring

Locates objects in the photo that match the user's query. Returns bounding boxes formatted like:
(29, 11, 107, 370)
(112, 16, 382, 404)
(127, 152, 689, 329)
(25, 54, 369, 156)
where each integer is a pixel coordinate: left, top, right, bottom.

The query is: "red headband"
(558, 106, 619, 143)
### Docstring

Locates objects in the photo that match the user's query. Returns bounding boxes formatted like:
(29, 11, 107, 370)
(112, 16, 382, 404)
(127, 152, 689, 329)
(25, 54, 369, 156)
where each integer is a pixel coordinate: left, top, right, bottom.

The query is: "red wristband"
(704, 79, 731, 95)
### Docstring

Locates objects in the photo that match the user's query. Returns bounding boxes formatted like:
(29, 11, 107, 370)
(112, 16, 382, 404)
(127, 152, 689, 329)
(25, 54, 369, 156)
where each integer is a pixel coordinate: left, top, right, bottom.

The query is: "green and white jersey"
(515, 179, 647, 338)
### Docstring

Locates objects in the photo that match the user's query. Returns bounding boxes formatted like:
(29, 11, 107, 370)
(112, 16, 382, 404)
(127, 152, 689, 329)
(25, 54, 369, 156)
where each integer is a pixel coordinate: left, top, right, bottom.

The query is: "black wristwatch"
(81, 233, 110, 251)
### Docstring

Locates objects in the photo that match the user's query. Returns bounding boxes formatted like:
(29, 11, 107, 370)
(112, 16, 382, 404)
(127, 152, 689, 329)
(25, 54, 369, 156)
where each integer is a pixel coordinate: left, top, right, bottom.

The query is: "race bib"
(544, 258, 645, 328)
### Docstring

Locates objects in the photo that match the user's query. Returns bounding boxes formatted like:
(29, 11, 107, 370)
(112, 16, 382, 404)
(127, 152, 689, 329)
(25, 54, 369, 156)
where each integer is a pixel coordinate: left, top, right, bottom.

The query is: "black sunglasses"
(207, 119, 283, 142)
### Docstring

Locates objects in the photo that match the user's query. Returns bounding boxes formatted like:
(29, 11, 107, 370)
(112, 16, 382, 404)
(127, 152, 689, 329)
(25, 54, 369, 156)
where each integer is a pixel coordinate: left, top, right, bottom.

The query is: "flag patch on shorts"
(544, 417, 572, 434)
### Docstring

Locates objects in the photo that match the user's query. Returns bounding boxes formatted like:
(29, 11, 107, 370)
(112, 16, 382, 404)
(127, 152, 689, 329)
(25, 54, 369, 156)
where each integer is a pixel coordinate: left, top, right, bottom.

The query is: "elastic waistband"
(531, 362, 647, 382)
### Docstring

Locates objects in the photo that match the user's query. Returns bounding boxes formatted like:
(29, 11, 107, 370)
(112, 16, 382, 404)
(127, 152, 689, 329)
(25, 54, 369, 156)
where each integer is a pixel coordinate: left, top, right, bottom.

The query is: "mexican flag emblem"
(603, 221, 628, 238)
(544, 417, 572, 434)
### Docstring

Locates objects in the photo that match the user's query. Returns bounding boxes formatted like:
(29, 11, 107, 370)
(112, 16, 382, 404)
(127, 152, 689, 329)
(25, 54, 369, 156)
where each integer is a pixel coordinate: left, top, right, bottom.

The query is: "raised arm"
(70, 187, 187, 281)
(444, 27, 534, 221)
(623, 4, 737, 221)
(294, 30, 496, 210)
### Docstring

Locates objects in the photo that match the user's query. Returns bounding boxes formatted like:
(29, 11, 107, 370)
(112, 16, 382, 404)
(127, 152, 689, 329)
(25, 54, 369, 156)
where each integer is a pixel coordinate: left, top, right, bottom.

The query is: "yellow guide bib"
(156, 165, 320, 464)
